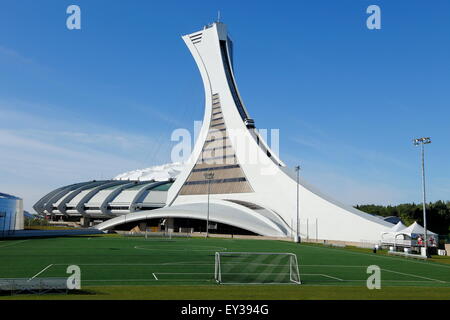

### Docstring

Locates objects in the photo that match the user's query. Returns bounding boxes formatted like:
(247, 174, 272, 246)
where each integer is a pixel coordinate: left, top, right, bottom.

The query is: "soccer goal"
(214, 252, 301, 284)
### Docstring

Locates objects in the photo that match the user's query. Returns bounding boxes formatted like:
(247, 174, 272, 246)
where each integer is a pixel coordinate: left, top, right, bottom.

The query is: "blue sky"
(0, 1, 449, 211)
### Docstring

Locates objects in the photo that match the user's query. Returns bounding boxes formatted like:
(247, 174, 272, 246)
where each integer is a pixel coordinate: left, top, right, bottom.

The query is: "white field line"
(153, 272, 343, 279)
(77, 279, 438, 284)
(298, 243, 450, 269)
(301, 265, 366, 267)
(52, 262, 288, 267)
(218, 282, 300, 285)
(52, 263, 215, 266)
(300, 275, 437, 283)
(134, 245, 228, 252)
(302, 273, 343, 281)
(319, 274, 344, 281)
(0, 240, 29, 248)
(303, 265, 446, 283)
(80, 279, 210, 282)
(28, 264, 53, 281)
(304, 265, 446, 283)
(49, 262, 339, 267)
(85, 237, 192, 242)
(382, 268, 446, 283)
(155, 272, 289, 275)
(152, 273, 158, 280)
(330, 280, 438, 283)
(73, 279, 447, 287)
(49, 263, 448, 284)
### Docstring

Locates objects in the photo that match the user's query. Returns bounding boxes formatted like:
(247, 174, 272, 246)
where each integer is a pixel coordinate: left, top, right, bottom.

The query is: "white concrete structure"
(96, 22, 393, 242)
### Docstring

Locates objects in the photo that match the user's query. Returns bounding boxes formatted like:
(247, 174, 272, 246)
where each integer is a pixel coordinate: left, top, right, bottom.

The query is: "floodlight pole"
(204, 171, 215, 238)
(413, 137, 431, 256)
(295, 165, 300, 243)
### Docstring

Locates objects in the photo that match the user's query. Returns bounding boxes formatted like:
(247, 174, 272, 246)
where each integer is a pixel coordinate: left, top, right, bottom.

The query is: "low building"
(0, 193, 24, 234)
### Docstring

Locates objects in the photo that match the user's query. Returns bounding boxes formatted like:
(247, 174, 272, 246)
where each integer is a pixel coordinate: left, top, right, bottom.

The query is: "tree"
(355, 201, 450, 236)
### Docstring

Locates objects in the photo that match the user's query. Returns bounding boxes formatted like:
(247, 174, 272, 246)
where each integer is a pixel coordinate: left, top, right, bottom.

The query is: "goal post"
(214, 252, 301, 285)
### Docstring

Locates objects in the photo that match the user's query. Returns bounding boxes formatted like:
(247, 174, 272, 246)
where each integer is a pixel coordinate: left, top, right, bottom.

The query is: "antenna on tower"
(217, 10, 221, 22)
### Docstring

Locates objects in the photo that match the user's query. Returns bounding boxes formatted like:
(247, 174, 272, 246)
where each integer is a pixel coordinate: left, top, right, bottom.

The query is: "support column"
(166, 218, 174, 233)
(80, 217, 90, 228)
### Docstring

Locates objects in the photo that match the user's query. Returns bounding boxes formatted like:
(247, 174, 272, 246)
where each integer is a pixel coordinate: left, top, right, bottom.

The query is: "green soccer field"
(1, 234, 450, 299)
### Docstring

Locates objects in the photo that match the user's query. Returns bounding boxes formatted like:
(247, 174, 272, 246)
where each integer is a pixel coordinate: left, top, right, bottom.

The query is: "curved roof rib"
(34, 180, 171, 218)
(56, 180, 113, 216)
(42, 181, 99, 215)
(67, 180, 130, 216)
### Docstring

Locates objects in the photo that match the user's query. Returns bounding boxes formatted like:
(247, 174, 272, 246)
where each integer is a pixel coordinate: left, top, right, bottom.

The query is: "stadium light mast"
(413, 137, 431, 256)
(204, 171, 215, 238)
(295, 165, 301, 243)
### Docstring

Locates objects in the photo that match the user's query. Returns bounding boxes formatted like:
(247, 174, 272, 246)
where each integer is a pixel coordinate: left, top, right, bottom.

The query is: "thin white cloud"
(0, 45, 52, 73)
(0, 129, 153, 210)
(0, 101, 175, 212)
(0, 45, 34, 64)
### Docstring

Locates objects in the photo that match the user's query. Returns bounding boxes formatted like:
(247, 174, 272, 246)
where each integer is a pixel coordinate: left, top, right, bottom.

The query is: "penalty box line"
(44, 263, 351, 282)
(151, 270, 445, 284)
(29, 264, 54, 281)
(0, 240, 29, 249)
(152, 272, 344, 281)
(382, 268, 446, 284)
(303, 265, 447, 284)
(38, 263, 443, 284)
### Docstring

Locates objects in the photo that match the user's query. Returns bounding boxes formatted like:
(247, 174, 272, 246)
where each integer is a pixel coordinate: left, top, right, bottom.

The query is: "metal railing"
(0, 278, 69, 295)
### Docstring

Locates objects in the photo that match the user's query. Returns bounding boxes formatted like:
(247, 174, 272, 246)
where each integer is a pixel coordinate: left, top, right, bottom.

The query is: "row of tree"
(355, 201, 450, 236)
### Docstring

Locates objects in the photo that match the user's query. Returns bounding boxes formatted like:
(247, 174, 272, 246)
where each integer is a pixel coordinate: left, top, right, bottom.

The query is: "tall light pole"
(204, 171, 215, 238)
(413, 137, 431, 256)
(295, 165, 300, 243)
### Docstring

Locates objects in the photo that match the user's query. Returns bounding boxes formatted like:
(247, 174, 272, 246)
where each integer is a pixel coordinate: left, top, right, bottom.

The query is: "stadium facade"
(35, 22, 393, 242)
(34, 180, 172, 226)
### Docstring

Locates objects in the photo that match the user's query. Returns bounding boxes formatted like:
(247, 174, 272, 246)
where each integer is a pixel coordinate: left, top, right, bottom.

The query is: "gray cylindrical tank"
(0, 193, 24, 235)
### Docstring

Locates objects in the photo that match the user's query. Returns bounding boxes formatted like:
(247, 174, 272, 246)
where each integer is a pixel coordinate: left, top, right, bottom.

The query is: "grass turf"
(1, 234, 449, 299)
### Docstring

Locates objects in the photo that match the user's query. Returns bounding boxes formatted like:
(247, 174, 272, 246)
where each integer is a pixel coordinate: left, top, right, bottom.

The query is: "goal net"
(214, 252, 301, 284)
